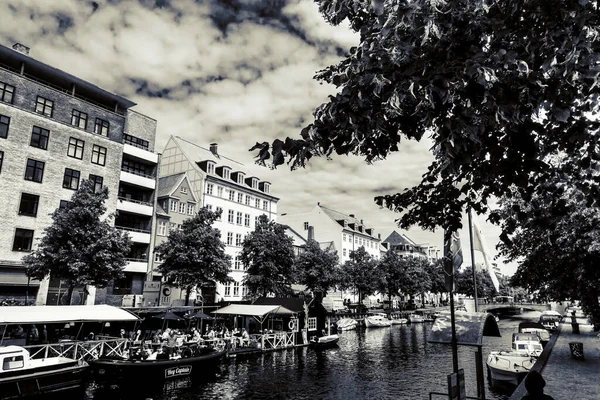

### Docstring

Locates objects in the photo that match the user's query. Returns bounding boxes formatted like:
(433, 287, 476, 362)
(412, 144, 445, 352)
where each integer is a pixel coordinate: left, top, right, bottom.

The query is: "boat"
(409, 313, 425, 323)
(336, 318, 358, 331)
(511, 333, 543, 357)
(518, 322, 551, 346)
(486, 350, 535, 386)
(390, 317, 408, 325)
(540, 310, 562, 321)
(309, 334, 340, 349)
(364, 313, 392, 328)
(88, 346, 226, 385)
(0, 345, 88, 399)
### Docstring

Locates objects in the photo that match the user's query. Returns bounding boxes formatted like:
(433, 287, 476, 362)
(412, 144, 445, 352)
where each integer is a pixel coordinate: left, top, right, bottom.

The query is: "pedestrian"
(521, 371, 554, 399)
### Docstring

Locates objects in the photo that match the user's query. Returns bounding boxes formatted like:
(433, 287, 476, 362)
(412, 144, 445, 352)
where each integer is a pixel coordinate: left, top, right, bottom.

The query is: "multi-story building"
(149, 135, 278, 304)
(381, 231, 428, 259)
(0, 43, 158, 306)
(279, 203, 381, 264)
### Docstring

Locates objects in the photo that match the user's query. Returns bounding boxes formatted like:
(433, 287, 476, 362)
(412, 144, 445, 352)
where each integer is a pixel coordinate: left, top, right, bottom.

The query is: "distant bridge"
(477, 302, 550, 315)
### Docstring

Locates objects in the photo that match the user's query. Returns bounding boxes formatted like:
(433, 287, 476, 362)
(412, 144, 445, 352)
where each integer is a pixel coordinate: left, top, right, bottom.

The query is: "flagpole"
(467, 208, 479, 313)
(444, 230, 460, 373)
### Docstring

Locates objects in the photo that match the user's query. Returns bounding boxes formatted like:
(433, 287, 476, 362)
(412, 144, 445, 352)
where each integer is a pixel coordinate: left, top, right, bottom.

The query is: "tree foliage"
(376, 250, 406, 304)
(338, 247, 378, 306)
(455, 266, 496, 299)
(241, 215, 296, 298)
(426, 258, 447, 295)
(24, 179, 132, 299)
(399, 257, 432, 299)
(251, 0, 600, 232)
(294, 239, 339, 296)
(155, 208, 232, 304)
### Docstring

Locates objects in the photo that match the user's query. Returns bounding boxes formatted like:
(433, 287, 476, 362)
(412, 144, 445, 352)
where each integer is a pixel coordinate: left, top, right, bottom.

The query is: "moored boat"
(390, 318, 408, 325)
(0, 345, 87, 399)
(408, 314, 425, 323)
(336, 318, 358, 331)
(518, 322, 551, 347)
(486, 350, 535, 386)
(309, 334, 340, 349)
(511, 333, 543, 357)
(364, 313, 392, 328)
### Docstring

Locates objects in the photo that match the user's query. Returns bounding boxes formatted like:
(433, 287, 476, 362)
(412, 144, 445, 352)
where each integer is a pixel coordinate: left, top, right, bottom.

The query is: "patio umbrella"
(151, 311, 184, 330)
(184, 311, 217, 333)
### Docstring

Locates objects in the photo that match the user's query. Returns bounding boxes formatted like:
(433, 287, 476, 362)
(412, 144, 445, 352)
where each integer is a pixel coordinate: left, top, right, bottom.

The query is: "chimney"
(378, 233, 381, 240)
(360, 219, 364, 224)
(12, 43, 30, 55)
(308, 226, 314, 241)
(209, 143, 218, 156)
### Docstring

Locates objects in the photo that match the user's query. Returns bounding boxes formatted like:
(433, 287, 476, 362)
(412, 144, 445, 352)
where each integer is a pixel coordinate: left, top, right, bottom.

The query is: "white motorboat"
(336, 318, 358, 331)
(518, 322, 551, 346)
(511, 333, 543, 357)
(409, 314, 425, 323)
(390, 318, 408, 325)
(486, 350, 535, 386)
(364, 313, 392, 328)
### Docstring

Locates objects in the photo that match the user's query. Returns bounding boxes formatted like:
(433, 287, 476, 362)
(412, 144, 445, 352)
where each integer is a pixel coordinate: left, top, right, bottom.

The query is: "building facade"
(150, 136, 278, 304)
(0, 43, 158, 305)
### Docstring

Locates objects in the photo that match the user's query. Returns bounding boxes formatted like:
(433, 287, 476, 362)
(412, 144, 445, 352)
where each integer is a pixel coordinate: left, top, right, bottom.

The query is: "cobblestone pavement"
(539, 315, 600, 399)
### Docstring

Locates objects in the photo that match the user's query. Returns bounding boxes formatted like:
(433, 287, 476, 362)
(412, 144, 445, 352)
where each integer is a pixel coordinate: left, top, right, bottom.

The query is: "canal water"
(86, 311, 542, 400)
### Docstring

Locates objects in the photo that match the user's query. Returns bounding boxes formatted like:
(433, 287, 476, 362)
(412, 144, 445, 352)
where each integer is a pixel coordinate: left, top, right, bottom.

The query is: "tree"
(24, 179, 132, 304)
(241, 215, 296, 298)
(399, 257, 432, 307)
(376, 250, 406, 311)
(426, 259, 447, 296)
(294, 239, 339, 297)
(155, 208, 232, 305)
(338, 247, 378, 309)
(251, 0, 599, 233)
(455, 266, 495, 299)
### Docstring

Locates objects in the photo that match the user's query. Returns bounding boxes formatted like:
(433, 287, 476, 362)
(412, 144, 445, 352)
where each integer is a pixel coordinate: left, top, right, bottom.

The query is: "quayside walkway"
(510, 314, 600, 400)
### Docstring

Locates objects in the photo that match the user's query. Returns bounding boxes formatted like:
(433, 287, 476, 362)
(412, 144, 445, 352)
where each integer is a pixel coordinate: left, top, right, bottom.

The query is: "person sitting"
(240, 328, 250, 347)
(153, 330, 163, 343)
(521, 371, 554, 399)
(166, 330, 178, 357)
(192, 328, 202, 342)
(161, 328, 171, 341)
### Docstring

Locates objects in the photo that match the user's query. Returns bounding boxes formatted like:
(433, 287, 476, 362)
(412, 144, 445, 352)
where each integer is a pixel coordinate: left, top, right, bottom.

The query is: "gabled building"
(150, 136, 279, 304)
(381, 231, 429, 259)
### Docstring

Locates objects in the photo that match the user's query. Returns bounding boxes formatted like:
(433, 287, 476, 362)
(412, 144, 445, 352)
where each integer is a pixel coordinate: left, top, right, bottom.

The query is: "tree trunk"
(66, 286, 74, 305)
(388, 290, 392, 317)
(185, 287, 191, 306)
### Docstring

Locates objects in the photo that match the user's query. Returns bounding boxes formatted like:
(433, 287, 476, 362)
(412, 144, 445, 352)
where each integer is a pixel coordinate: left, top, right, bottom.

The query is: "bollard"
(569, 342, 584, 359)
(572, 322, 580, 334)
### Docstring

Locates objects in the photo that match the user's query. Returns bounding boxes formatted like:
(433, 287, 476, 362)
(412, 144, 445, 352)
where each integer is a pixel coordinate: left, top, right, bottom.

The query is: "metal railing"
(120, 168, 154, 179)
(115, 226, 151, 234)
(117, 196, 152, 207)
(23, 338, 130, 361)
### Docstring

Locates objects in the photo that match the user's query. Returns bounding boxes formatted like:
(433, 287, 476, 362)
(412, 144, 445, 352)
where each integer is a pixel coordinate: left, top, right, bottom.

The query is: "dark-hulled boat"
(88, 347, 226, 385)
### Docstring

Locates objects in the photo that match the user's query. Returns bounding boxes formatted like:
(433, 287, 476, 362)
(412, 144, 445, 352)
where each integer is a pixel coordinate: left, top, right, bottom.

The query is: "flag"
(472, 217, 500, 292)
(443, 230, 463, 292)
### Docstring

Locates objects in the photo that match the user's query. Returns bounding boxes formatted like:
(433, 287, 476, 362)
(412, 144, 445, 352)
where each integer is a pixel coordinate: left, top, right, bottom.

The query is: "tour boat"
(364, 313, 392, 328)
(511, 333, 543, 357)
(88, 347, 226, 385)
(309, 334, 340, 349)
(518, 322, 551, 346)
(0, 345, 88, 399)
(486, 350, 535, 386)
(336, 318, 358, 331)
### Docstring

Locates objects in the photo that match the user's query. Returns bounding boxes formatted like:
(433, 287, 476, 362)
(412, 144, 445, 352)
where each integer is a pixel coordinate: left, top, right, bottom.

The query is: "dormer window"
(263, 183, 270, 193)
(251, 178, 258, 189)
(237, 173, 245, 184)
(207, 162, 215, 175)
(223, 168, 231, 180)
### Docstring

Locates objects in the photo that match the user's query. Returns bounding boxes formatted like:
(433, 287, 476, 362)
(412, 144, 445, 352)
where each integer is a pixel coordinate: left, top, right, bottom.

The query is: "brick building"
(0, 43, 158, 305)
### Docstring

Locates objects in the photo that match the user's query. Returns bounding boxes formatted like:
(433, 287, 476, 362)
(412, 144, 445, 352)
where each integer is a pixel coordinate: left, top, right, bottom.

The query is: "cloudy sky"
(0, 0, 516, 275)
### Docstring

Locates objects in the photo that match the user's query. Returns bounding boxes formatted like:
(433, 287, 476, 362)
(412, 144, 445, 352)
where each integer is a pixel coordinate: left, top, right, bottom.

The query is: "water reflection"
(87, 312, 541, 400)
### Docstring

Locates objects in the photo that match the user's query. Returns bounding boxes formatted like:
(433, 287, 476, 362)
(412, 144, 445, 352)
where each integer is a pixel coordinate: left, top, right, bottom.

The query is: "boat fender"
(289, 320, 297, 330)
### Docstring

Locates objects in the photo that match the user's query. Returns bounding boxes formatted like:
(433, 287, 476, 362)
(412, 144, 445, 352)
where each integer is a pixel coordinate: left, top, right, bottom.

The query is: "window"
(158, 220, 167, 236)
(343, 249, 347, 257)
(0, 82, 15, 103)
(224, 284, 231, 297)
(307, 317, 317, 331)
(122, 159, 148, 176)
(223, 169, 230, 180)
(30, 126, 49, 150)
(0, 151, 3, 173)
(263, 183, 270, 193)
(71, 110, 88, 129)
(245, 195, 251, 206)
(262, 200, 268, 210)
(233, 281, 240, 296)
(13, 229, 34, 251)
(180, 187, 188, 194)
(234, 256, 241, 270)
(304, 222, 309, 230)
(19, 193, 39, 217)
(228, 210, 234, 223)
(154, 253, 163, 263)
(94, 118, 109, 135)
(0, 115, 9, 138)
(24, 159, 44, 183)
(206, 183, 213, 195)
(67, 137, 85, 159)
(242, 285, 247, 297)
(123, 134, 149, 150)
(35, 96, 54, 117)
(59, 200, 71, 209)
(244, 213, 250, 227)
(89, 174, 103, 192)
(251, 179, 258, 189)
(63, 168, 80, 190)
(255, 198, 260, 208)
(228, 190, 235, 201)
(215, 206, 223, 220)
(170, 222, 177, 232)
(179, 202, 186, 213)
(217, 186, 223, 197)
(236, 212, 242, 225)
(170, 200, 178, 212)
(227, 232, 233, 245)
(187, 203, 194, 215)
(235, 233, 242, 247)
(237, 174, 244, 184)
(343, 233, 347, 242)
(3, 355, 24, 370)
(91, 145, 107, 166)
(237, 193, 243, 203)
(207, 162, 215, 174)
(255, 215, 259, 226)
(206, 204, 213, 211)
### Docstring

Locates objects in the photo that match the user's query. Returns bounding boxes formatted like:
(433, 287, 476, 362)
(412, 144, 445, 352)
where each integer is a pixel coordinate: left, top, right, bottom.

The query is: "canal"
(86, 311, 542, 400)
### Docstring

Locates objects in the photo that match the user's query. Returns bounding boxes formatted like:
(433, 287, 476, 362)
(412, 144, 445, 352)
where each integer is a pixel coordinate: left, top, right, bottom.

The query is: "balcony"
(120, 169, 156, 190)
(115, 227, 151, 244)
(116, 197, 153, 216)
(124, 258, 149, 273)
(123, 143, 158, 164)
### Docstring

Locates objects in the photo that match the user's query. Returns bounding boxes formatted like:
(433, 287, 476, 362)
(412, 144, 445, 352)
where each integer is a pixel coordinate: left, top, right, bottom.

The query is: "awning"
(428, 311, 501, 346)
(0, 305, 139, 324)
(212, 304, 296, 317)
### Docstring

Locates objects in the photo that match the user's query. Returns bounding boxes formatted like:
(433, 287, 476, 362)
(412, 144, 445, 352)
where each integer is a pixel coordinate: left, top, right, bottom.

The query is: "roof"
(157, 173, 186, 198)
(317, 204, 378, 238)
(383, 231, 415, 246)
(428, 312, 500, 345)
(0, 305, 139, 324)
(253, 297, 307, 313)
(212, 304, 296, 317)
(156, 203, 169, 217)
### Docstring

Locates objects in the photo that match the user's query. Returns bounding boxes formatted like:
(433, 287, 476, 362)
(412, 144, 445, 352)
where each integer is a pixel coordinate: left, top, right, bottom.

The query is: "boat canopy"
(0, 305, 139, 324)
(213, 304, 295, 325)
(428, 311, 501, 346)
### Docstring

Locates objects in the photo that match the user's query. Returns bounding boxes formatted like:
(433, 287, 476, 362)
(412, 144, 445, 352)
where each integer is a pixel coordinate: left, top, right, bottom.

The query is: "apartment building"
(150, 136, 278, 304)
(381, 231, 441, 260)
(0, 43, 158, 305)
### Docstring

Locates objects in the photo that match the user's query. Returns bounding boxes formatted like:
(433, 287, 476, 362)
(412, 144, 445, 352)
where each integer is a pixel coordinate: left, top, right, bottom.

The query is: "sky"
(0, 0, 517, 275)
